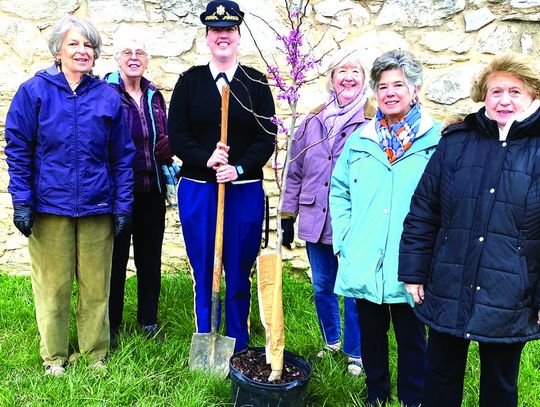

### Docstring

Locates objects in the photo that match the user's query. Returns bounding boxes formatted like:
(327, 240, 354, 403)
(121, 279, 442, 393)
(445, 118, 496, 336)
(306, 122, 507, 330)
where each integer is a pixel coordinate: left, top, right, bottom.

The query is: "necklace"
(67, 77, 82, 90)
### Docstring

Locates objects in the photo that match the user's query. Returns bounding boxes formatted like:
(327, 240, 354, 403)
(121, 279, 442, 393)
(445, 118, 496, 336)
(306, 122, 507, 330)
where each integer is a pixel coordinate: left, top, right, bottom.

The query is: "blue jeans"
(306, 242, 361, 358)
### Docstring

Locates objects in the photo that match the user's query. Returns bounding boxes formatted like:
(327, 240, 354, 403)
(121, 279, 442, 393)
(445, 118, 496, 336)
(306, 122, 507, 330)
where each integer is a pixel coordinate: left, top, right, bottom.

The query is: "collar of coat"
(343, 106, 442, 169)
(348, 105, 441, 158)
(443, 103, 540, 141)
(38, 64, 100, 93)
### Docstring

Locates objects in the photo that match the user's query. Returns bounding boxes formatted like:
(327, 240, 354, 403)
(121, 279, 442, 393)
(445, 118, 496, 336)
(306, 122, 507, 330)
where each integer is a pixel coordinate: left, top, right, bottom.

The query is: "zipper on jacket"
(147, 90, 163, 194)
(73, 91, 79, 216)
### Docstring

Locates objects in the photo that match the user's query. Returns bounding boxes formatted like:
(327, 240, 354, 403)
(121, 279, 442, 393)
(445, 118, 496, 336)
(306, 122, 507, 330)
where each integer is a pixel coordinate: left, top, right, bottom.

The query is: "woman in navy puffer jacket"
(4, 16, 134, 375)
(399, 53, 540, 407)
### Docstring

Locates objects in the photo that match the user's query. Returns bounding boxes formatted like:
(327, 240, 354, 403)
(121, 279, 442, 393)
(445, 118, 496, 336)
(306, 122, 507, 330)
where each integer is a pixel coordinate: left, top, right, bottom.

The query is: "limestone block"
(503, 12, 540, 21)
(88, 0, 147, 23)
(237, 1, 287, 55)
(0, 0, 79, 20)
(345, 31, 409, 68)
(314, 0, 370, 29)
(425, 69, 474, 105)
(521, 33, 534, 53)
(464, 7, 496, 32)
(0, 20, 51, 101)
(376, 0, 465, 27)
(418, 31, 474, 53)
(477, 24, 519, 54)
(511, 0, 540, 7)
(109, 24, 199, 58)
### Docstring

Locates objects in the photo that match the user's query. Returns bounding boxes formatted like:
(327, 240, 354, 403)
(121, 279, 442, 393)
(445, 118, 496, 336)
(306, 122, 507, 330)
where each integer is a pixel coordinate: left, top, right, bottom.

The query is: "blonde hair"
(325, 49, 367, 94)
(470, 53, 540, 102)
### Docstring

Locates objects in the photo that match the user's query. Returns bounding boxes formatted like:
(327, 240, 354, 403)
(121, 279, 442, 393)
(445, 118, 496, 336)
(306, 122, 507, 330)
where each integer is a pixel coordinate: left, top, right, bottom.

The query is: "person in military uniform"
(168, 0, 276, 352)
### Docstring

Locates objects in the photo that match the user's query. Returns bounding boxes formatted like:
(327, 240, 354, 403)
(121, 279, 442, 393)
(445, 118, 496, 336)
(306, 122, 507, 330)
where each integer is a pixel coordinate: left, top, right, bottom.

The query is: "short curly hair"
(48, 15, 102, 62)
(470, 53, 540, 102)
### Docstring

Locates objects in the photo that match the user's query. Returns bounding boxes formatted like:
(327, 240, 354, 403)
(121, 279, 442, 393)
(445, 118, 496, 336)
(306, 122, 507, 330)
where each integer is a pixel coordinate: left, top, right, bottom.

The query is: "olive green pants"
(28, 213, 113, 365)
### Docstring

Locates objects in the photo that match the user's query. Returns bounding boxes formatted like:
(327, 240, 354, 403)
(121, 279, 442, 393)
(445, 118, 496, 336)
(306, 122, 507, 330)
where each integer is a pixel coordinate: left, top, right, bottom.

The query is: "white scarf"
(322, 90, 367, 148)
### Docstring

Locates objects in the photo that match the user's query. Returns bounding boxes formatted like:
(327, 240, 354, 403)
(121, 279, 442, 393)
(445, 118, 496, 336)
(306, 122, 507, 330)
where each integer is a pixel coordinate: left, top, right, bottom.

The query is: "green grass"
(0, 269, 538, 406)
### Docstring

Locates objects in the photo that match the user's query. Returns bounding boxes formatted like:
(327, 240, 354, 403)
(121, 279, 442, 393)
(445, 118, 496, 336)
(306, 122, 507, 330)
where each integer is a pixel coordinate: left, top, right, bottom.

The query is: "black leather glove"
(13, 205, 34, 237)
(281, 218, 295, 249)
(113, 214, 132, 237)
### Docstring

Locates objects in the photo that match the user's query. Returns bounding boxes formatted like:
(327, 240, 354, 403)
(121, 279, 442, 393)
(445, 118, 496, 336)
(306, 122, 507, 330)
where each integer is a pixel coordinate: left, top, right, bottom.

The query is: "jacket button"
(383, 208, 389, 215)
(502, 142, 507, 147)
(324, 181, 329, 187)
(466, 333, 471, 338)
(476, 286, 481, 291)
(341, 132, 346, 137)
(489, 188, 495, 193)
(479, 236, 484, 242)
(322, 208, 326, 213)
(328, 156, 331, 160)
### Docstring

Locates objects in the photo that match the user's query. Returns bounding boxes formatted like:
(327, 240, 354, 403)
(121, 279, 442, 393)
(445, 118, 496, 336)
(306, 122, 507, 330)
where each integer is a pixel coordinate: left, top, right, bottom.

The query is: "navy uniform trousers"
(178, 178, 264, 351)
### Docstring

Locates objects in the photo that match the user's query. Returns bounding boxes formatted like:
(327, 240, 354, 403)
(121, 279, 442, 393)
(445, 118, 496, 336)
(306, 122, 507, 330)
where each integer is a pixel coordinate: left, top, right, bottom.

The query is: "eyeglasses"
(120, 49, 147, 58)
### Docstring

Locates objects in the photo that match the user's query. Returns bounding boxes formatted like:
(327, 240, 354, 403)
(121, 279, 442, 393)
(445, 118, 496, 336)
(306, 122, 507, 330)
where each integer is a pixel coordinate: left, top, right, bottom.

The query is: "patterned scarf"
(376, 103, 421, 163)
(323, 89, 367, 149)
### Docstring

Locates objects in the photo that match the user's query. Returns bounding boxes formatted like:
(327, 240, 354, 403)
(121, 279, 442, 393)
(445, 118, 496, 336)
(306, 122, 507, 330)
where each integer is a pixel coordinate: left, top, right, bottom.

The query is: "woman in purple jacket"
(4, 16, 134, 376)
(281, 50, 369, 376)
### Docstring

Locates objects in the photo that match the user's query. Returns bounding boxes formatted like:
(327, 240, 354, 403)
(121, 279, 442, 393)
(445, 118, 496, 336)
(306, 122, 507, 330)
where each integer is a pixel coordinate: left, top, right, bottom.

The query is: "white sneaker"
(316, 342, 341, 358)
(44, 363, 65, 377)
(347, 357, 363, 376)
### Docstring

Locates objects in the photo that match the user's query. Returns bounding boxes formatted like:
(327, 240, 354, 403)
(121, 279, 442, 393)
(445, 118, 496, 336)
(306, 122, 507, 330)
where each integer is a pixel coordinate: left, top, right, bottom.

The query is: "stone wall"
(1, 0, 539, 273)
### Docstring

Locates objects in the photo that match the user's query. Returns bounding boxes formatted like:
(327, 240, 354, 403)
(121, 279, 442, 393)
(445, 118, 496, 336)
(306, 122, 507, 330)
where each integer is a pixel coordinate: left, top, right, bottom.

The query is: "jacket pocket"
(299, 193, 316, 205)
(429, 229, 448, 282)
(298, 193, 316, 236)
(519, 255, 531, 291)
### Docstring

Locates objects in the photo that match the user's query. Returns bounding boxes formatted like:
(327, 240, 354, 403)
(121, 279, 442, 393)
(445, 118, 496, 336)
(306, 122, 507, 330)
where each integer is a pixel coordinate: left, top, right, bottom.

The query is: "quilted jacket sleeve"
(398, 137, 446, 284)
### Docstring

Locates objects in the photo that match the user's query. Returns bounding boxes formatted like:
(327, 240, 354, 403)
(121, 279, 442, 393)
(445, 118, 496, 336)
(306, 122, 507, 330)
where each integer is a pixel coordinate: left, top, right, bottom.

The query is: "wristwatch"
(235, 165, 244, 176)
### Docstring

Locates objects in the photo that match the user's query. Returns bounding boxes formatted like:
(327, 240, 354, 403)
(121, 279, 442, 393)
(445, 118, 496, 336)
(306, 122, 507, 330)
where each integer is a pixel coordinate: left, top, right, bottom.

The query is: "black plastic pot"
(229, 347, 312, 407)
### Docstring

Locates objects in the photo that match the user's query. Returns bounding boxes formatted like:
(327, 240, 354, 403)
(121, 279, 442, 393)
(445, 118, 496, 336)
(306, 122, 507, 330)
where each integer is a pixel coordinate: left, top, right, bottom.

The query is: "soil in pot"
(229, 347, 312, 407)
(230, 349, 306, 384)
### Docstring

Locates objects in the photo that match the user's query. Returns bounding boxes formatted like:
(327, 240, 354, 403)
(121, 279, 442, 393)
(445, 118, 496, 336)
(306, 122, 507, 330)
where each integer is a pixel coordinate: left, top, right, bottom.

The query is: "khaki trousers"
(28, 213, 113, 365)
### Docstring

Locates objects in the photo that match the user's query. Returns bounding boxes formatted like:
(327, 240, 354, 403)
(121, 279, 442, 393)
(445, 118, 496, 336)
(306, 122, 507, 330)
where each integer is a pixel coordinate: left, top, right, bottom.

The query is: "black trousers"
(109, 190, 166, 331)
(356, 300, 426, 407)
(423, 329, 525, 407)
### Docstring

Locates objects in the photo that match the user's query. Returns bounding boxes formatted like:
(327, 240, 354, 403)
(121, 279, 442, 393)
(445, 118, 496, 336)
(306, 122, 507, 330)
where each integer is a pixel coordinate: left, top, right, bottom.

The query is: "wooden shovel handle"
(212, 84, 230, 294)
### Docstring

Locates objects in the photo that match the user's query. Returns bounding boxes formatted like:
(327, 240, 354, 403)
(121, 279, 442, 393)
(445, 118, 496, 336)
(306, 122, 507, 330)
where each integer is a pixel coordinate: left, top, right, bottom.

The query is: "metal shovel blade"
(189, 331, 236, 377)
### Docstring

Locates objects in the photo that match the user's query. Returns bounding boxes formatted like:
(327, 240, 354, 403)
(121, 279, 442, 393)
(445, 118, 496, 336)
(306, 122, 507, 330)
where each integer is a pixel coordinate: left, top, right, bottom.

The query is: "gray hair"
(113, 32, 149, 61)
(369, 49, 423, 92)
(48, 15, 102, 61)
(325, 49, 367, 93)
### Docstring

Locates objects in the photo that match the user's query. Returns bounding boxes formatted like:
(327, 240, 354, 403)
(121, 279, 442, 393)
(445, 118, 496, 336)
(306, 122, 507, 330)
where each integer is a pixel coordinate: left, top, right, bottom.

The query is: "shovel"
(189, 84, 236, 377)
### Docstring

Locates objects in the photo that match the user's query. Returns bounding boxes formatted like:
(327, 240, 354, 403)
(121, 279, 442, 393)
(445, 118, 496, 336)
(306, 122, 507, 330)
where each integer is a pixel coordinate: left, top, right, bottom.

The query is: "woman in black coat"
(398, 53, 540, 407)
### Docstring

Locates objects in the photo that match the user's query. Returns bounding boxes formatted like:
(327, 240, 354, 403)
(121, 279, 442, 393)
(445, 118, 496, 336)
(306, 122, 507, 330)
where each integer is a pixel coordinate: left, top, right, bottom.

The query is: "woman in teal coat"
(330, 50, 441, 407)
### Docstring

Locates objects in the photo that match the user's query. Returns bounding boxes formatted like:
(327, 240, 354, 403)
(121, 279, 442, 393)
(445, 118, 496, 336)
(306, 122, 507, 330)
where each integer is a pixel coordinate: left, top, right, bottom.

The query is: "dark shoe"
(143, 324, 165, 343)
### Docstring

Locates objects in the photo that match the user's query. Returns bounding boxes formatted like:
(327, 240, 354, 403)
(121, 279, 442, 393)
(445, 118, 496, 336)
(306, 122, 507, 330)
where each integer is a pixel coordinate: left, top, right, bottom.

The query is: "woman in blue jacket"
(4, 16, 134, 376)
(330, 50, 441, 406)
(399, 53, 540, 407)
